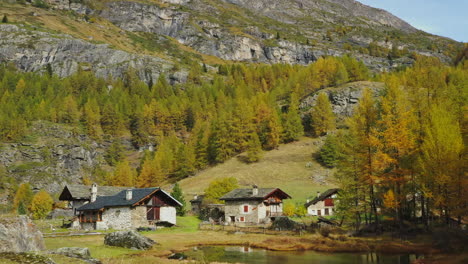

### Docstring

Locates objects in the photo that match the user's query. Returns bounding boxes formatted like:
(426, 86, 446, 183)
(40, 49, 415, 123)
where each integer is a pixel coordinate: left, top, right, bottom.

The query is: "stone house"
(304, 188, 340, 216)
(220, 186, 291, 225)
(59, 183, 128, 216)
(189, 194, 205, 215)
(76, 187, 182, 230)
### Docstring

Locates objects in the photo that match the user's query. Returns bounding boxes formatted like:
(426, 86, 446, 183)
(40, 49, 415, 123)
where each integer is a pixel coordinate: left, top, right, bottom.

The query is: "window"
(243, 205, 249, 213)
(239, 216, 245, 222)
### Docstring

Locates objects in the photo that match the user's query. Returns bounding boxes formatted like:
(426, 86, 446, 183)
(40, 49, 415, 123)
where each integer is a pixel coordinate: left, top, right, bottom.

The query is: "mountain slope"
(0, 0, 462, 83)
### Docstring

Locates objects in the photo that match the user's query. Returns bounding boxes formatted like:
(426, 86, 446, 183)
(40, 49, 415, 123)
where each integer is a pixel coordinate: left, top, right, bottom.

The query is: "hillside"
(173, 137, 335, 203)
(0, 0, 462, 84)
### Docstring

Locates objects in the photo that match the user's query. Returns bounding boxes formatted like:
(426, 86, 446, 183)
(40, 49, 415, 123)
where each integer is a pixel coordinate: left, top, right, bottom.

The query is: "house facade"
(220, 186, 291, 225)
(59, 183, 128, 216)
(305, 188, 340, 216)
(76, 187, 181, 230)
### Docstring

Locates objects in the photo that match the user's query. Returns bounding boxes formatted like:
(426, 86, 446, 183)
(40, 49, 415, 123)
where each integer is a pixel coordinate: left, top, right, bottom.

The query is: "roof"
(305, 188, 340, 207)
(58, 185, 128, 201)
(77, 188, 182, 211)
(220, 188, 291, 201)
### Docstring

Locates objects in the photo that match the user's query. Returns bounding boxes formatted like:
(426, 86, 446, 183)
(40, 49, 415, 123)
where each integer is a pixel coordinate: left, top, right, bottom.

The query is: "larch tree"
(13, 183, 33, 214)
(109, 159, 136, 187)
(310, 92, 335, 136)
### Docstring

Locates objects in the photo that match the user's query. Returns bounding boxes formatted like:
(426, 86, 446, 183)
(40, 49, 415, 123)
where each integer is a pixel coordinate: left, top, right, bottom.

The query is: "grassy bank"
(42, 216, 444, 264)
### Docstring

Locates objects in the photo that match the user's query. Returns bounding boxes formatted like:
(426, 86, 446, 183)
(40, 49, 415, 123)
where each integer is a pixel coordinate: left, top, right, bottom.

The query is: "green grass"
(173, 137, 336, 206)
(142, 216, 201, 234)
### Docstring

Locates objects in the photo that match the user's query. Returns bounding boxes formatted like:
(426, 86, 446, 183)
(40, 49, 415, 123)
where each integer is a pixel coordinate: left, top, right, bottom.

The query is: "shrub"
(30, 190, 54, 219)
(2, 15, 7, 23)
(319, 226, 332, 237)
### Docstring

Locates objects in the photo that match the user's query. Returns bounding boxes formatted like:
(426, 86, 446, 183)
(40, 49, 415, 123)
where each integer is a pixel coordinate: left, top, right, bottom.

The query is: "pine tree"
(170, 183, 186, 216)
(318, 134, 339, 168)
(310, 92, 335, 136)
(2, 15, 8, 23)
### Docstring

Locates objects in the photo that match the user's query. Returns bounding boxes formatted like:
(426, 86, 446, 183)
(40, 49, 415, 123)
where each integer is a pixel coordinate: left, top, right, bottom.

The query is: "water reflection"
(184, 246, 422, 264)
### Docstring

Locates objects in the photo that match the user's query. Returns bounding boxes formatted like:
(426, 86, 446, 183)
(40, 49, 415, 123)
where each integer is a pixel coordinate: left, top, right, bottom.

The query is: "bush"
(271, 217, 303, 231)
(2, 15, 7, 23)
(30, 190, 54, 219)
(319, 226, 332, 237)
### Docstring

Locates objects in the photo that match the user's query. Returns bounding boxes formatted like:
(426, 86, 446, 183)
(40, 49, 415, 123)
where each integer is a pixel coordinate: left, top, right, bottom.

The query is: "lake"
(183, 246, 422, 264)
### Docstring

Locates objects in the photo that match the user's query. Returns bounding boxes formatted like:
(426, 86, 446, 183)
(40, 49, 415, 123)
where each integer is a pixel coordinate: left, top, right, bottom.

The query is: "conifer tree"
(245, 132, 263, 163)
(13, 183, 33, 214)
(2, 15, 8, 23)
(170, 183, 186, 216)
(310, 92, 335, 136)
(281, 92, 303, 143)
(109, 159, 136, 187)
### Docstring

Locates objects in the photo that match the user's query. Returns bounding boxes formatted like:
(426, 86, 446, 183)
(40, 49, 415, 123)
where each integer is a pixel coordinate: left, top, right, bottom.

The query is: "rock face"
(299, 81, 384, 121)
(1, 0, 457, 79)
(50, 247, 101, 264)
(0, 216, 45, 253)
(104, 231, 156, 250)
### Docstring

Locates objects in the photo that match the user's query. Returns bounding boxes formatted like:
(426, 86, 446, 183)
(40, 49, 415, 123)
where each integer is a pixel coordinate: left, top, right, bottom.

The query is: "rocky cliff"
(0, 0, 460, 80)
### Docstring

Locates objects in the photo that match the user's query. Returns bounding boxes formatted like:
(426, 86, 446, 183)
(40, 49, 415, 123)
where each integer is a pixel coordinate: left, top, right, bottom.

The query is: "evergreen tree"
(105, 141, 125, 166)
(109, 159, 136, 187)
(310, 92, 335, 136)
(317, 134, 339, 168)
(170, 183, 186, 216)
(2, 15, 7, 23)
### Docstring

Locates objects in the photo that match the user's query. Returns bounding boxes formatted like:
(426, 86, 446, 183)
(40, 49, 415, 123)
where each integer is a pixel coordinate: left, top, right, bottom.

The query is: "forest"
(0, 51, 466, 228)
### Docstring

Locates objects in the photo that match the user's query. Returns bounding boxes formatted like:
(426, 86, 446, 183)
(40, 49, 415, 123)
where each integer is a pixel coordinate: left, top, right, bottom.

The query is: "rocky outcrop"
(0, 216, 45, 252)
(104, 231, 156, 250)
(0, 24, 180, 84)
(300, 81, 385, 120)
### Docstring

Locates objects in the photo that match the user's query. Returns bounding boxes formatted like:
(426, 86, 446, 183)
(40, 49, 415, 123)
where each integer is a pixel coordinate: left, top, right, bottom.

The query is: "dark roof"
(220, 188, 291, 201)
(305, 188, 340, 207)
(77, 188, 182, 211)
(59, 185, 128, 201)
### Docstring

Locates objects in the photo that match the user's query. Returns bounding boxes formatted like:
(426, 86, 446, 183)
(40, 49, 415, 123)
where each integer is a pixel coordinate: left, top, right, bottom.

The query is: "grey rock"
(50, 247, 102, 264)
(104, 231, 156, 250)
(0, 216, 45, 253)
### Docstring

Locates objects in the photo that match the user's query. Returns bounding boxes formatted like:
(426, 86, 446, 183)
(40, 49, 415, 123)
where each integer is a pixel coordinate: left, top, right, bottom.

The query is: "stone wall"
(159, 206, 176, 225)
(224, 200, 262, 224)
(101, 207, 132, 230)
(131, 206, 151, 228)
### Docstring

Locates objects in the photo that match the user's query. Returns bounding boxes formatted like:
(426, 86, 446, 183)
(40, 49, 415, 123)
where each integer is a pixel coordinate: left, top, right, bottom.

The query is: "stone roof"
(77, 188, 182, 211)
(220, 188, 291, 201)
(305, 188, 340, 207)
(59, 185, 128, 200)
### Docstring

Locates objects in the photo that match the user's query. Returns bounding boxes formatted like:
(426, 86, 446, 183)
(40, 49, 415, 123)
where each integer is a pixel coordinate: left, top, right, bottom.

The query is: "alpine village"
(0, 0, 466, 263)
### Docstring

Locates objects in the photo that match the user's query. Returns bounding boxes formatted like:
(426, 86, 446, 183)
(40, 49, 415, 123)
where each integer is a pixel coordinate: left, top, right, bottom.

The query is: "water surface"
(185, 246, 422, 264)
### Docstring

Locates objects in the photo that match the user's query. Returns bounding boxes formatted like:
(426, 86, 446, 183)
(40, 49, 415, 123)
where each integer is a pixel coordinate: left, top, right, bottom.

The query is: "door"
(317, 209, 321, 216)
(325, 208, 329, 215)
(147, 206, 161, 220)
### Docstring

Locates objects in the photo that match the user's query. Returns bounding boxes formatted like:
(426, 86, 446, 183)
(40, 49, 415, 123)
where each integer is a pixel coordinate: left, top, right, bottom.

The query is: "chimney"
(317, 191, 321, 198)
(194, 195, 198, 200)
(306, 199, 310, 203)
(90, 183, 97, 203)
(252, 185, 258, 196)
(126, 189, 133, 200)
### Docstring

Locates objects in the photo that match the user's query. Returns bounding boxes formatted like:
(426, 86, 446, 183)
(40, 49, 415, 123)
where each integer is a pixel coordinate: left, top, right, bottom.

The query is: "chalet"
(220, 185, 291, 225)
(76, 187, 182, 230)
(305, 188, 340, 216)
(59, 183, 128, 216)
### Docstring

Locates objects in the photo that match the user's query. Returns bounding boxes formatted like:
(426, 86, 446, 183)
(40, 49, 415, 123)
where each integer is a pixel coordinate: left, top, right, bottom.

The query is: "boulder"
(0, 216, 45, 253)
(104, 231, 156, 250)
(50, 247, 101, 264)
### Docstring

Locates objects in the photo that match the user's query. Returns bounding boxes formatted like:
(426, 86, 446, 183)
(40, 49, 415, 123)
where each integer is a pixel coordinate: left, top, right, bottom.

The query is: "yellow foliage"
(30, 190, 54, 220)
